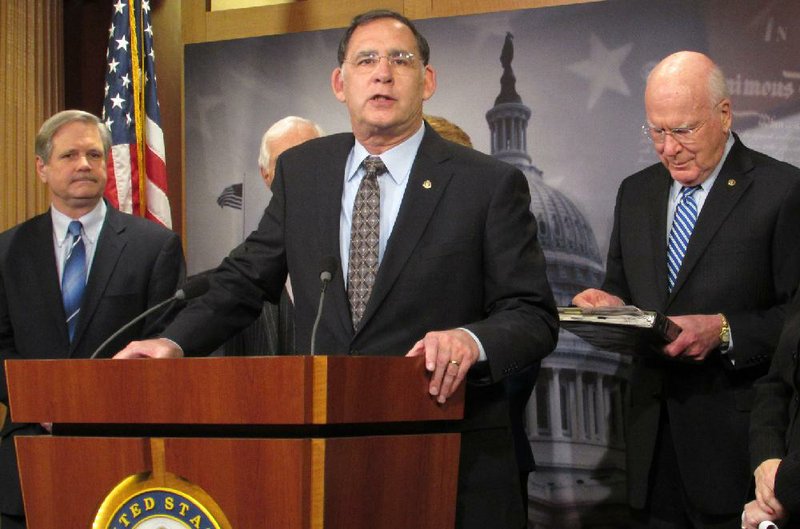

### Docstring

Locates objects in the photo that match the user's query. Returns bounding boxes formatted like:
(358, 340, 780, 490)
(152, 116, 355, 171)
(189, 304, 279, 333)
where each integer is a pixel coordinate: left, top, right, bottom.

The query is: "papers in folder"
(558, 306, 682, 354)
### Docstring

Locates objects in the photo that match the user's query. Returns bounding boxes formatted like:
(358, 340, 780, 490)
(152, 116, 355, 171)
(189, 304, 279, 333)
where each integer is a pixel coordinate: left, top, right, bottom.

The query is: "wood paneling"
(182, 0, 599, 44)
(0, 0, 62, 232)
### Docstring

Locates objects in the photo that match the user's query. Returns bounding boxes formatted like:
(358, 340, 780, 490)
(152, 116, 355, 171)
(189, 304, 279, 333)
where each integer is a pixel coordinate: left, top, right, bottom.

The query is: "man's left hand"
(662, 314, 723, 361)
(742, 499, 781, 529)
(406, 329, 480, 404)
(754, 458, 785, 518)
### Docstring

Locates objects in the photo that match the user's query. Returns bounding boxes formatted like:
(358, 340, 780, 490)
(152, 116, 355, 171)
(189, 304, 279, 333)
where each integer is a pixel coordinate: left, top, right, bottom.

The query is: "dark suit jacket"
(505, 364, 539, 475)
(601, 134, 800, 514)
(164, 125, 559, 529)
(185, 268, 294, 356)
(0, 205, 185, 516)
(751, 290, 800, 524)
(222, 288, 295, 356)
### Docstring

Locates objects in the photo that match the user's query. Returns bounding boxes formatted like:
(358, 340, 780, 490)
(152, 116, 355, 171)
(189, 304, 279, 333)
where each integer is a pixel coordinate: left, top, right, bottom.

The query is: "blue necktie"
(62, 220, 86, 342)
(667, 186, 700, 291)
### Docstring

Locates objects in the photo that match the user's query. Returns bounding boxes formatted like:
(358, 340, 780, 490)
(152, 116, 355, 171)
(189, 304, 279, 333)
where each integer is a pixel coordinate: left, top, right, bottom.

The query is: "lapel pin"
(727, 179, 736, 187)
(423, 180, 432, 189)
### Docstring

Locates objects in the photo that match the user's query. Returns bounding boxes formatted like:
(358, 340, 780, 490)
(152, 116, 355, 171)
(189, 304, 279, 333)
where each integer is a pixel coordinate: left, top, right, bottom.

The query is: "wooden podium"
(5, 356, 464, 529)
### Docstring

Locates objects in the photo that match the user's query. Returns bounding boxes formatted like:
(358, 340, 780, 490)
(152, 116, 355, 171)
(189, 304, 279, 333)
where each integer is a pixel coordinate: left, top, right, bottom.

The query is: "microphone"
(89, 276, 210, 359)
(310, 256, 338, 356)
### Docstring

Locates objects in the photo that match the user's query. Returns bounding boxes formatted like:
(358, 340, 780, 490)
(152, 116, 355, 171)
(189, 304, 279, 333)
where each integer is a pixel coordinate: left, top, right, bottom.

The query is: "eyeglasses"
(642, 100, 725, 145)
(344, 51, 417, 73)
(641, 120, 708, 145)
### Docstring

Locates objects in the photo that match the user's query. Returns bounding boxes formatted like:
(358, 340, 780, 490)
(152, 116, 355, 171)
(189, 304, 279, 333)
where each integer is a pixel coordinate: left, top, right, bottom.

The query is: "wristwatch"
(719, 313, 730, 347)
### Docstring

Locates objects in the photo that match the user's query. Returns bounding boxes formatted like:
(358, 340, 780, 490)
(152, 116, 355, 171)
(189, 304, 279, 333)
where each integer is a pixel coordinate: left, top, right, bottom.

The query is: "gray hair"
(707, 62, 730, 106)
(257, 116, 324, 171)
(35, 110, 112, 161)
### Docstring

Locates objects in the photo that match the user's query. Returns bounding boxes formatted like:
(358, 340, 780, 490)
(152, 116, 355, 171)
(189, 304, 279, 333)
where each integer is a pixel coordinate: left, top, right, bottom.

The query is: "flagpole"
(128, 0, 146, 218)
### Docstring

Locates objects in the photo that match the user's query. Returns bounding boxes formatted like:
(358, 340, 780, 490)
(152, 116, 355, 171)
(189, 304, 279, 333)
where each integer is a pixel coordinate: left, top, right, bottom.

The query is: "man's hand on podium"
(406, 329, 479, 404)
(114, 338, 184, 359)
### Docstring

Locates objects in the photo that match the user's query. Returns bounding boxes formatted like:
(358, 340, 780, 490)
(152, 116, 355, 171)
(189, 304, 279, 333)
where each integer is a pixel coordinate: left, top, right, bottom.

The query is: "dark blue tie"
(667, 186, 700, 291)
(62, 220, 86, 342)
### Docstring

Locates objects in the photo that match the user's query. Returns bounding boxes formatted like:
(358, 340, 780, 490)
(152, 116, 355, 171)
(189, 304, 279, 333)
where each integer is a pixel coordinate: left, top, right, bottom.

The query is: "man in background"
(223, 116, 323, 356)
(257, 116, 325, 189)
(0, 110, 185, 528)
(745, 290, 800, 529)
(116, 10, 558, 529)
(572, 51, 800, 528)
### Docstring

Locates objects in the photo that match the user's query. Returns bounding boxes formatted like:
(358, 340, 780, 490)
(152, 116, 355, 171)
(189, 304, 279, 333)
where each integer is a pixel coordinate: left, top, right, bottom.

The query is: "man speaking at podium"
(115, 9, 558, 529)
(0, 110, 185, 529)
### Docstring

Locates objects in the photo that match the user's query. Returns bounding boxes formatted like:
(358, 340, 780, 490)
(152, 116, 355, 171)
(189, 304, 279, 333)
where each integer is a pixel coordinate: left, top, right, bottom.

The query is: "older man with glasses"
(573, 51, 800, 529)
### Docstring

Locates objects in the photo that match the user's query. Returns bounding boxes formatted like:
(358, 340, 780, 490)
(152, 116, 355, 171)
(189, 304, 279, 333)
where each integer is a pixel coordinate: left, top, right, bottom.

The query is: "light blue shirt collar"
(346, 123, 426, 187)
(52, 199, 107, 281)
(51, 199, 107, 248)
(340, 123, 426, 279)
(668, 132, 735, 210)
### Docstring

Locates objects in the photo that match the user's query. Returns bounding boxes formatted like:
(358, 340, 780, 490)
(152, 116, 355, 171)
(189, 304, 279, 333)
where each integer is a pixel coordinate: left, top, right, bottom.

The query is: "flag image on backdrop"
(102, 0, 171, 228)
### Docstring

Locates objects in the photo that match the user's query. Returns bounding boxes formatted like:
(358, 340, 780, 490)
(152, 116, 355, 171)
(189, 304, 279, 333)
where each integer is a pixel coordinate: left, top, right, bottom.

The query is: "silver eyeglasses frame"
(343, 51, 417, 72)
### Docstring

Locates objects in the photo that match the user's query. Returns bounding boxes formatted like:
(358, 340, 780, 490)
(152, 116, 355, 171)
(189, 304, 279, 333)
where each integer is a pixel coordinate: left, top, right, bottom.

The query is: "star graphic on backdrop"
(113, 0, 125, 15)
(108, 58, 120, 73)
(567, 33, 633, 110)
(120, 73, 131, 88)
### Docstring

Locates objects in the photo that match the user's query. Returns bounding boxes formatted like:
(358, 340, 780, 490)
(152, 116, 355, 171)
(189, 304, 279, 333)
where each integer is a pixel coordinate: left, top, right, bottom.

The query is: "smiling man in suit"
(0, 110, 185, 529)
(115, 9, 558, 529)
(573, 51, 800, 529)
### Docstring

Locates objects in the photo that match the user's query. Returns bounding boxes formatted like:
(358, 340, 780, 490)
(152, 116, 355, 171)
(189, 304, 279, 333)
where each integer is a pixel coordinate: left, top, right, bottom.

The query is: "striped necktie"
(347, 156, 386, 329)
(667, 186, 700, 291)
(62, 220, 86, 342)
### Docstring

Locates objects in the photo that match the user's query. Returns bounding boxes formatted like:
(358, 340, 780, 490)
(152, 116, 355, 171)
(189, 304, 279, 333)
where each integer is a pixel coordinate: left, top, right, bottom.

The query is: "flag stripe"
(102, 0, 172, 228)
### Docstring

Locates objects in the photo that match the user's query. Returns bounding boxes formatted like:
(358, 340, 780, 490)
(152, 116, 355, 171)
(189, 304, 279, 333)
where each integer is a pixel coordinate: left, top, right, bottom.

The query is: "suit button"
(793, 350, 798, 361)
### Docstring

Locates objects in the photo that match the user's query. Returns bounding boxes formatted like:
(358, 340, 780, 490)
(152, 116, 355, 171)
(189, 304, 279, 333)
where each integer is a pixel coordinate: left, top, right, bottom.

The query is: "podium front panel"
(17, 436, 311, 529)
(17, 433, 461, 529)
(323, 434, 461, 529)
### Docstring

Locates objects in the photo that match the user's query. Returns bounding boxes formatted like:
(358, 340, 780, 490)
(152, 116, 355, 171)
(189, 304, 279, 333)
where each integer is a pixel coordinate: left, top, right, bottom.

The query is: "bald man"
(573, 51, 800, 529)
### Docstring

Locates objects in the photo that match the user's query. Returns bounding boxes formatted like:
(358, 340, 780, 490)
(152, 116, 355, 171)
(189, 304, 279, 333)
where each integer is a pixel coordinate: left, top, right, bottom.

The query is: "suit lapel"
(647, 171, 672, 308)
(27, 213, 71, 347)
(356, 127, 453, 331)
(667, 137, 752, 303)
(315, 135, 357, 338)
(71, 207, 126, 355)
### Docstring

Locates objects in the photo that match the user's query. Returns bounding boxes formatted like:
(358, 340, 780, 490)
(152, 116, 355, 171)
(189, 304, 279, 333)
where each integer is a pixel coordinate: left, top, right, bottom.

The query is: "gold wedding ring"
(449, 359, 460, 367)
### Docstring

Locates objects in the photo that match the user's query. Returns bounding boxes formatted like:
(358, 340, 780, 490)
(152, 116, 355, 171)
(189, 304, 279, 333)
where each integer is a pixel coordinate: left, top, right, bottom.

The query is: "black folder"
(558, 306, 681, 354)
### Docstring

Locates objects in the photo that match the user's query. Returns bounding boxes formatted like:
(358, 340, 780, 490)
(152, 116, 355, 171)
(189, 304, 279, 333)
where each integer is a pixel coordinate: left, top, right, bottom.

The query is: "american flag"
(216, 183, 243, 210)
(102, 0, 172, 228)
